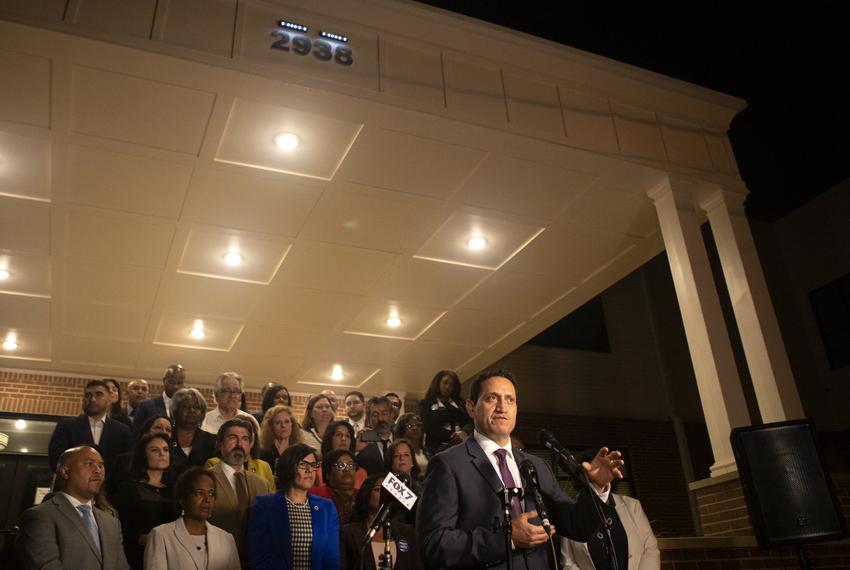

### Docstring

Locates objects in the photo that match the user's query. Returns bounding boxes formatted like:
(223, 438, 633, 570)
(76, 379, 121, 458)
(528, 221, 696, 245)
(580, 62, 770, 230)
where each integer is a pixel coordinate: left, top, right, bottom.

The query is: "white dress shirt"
(60, 492, 98, 530)
(88, 415, 107, 445)
(162, 392, 173, 418)
(473, 430, 610, 503)
(201, 408, 260, 435)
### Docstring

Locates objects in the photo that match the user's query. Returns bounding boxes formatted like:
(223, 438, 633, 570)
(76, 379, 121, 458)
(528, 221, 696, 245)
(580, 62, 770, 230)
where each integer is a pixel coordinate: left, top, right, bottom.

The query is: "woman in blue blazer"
(249, 443, 340, 570)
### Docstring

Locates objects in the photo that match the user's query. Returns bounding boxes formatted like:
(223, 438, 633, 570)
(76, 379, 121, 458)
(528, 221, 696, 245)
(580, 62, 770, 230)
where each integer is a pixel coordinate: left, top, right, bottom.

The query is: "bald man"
(18, 446, 130, 569)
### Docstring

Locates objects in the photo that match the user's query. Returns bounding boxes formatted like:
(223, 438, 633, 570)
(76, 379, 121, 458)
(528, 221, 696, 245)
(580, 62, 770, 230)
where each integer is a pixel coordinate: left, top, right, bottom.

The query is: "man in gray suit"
(17, 446, 130, 570)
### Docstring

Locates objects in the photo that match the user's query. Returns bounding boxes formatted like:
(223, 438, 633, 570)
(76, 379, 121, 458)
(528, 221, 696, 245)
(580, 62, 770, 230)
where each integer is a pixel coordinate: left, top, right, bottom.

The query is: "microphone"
(361, 472, 412, 549)
(519, 460, 552, 536)
(538, 429, 585, 483)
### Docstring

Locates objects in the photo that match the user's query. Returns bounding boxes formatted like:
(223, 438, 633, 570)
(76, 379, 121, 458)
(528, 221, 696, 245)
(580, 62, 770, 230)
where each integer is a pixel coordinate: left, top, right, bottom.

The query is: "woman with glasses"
(340, 473, 423, 570)
(114, 433, 177, 570)
(259, 404, 302, 474)
(145, 466, 240, 570)
(314, 420, 367, 488)
(393, 413, 428, 476)
(249, 444, 340, 570)
(309, 448, 359, 524)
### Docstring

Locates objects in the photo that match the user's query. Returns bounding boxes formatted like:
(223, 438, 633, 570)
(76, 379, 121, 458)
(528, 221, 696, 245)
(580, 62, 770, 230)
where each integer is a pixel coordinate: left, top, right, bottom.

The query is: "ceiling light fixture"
(189, 322, 206, 340)
(331, 364, 344, 381)
(20, 448, 28, 453)
(223, 252, 243, 266)
(467, 236, 487, 250)
(15, 419, 26, 430)
(386, 316, 402, 328)
(2, 339, 16, 351)
(274, 132, 300, 151)
(0, 269, 9, 281)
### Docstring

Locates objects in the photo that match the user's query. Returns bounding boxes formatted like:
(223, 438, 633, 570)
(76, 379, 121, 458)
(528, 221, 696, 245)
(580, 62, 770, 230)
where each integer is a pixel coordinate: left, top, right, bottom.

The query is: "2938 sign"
(270, 29, 353, 66)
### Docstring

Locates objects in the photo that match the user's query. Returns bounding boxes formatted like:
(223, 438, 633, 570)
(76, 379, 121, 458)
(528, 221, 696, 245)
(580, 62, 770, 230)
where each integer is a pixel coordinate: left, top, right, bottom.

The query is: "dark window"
(523, 444, 634, 500)
(526, 296, 610, 353)
(809, 273, 850, 370)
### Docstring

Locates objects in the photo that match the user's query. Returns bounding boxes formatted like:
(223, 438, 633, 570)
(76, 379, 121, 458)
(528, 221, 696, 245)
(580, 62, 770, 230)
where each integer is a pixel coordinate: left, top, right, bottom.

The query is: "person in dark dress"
(169, 388, 216, 478)
(418, 370, 469, 455)
(113, 433, 177, 570)
(340, 473, 423, 570)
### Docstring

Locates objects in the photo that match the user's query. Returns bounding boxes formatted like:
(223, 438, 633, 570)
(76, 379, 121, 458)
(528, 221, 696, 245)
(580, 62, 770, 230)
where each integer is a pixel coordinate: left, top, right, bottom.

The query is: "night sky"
(415, 2, 850, 221)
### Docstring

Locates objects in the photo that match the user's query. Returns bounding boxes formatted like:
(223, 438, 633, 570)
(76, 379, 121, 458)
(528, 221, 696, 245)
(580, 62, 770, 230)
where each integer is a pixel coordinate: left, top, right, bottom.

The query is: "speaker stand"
(796, 544, 812, 570)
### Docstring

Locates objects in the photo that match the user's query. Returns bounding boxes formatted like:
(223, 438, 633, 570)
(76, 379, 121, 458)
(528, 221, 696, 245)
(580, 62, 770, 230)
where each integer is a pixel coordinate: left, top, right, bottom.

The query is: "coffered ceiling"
(0, 18, 673, 394)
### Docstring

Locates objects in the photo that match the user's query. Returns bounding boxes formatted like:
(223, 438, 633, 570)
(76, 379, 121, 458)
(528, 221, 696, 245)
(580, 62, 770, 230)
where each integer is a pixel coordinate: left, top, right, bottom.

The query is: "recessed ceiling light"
(274, 132, 300, 151)
(2, 340, 17, 350)
(467, 236, 487, 250)
(189, 327, 206, 340)
(20, 447, 28, 453)
(386, 317, 402, 328)
(331, 364, 344, 381)
(223, 252, 243, 266)
(0, 269, 9, 281)
(15, 419, 26, 430)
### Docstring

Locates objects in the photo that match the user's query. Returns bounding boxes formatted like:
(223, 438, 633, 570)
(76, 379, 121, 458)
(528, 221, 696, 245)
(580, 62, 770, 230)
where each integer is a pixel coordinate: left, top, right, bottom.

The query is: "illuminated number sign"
(269, 19, 353, 66)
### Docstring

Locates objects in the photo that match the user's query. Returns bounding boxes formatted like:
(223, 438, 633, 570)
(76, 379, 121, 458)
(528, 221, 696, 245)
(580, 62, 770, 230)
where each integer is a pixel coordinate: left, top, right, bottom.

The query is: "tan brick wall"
(693, 477, 753, 537)
(692, 474, 850, 539)
(661, 542, 850, 569)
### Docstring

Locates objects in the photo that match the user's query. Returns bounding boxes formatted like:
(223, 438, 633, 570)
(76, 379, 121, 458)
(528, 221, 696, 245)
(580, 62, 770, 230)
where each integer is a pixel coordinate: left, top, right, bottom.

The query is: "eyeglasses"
(191, 489, 216, 499)
(332, 461, 358, 472)
(220, 389, 242, 397)
(296, 461, 321, 472)
(405, 422, 422, 430)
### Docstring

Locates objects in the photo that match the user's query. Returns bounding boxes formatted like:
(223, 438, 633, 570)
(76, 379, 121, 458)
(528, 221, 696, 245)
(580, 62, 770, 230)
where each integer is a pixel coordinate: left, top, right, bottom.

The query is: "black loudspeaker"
(731, 420, 848, 547)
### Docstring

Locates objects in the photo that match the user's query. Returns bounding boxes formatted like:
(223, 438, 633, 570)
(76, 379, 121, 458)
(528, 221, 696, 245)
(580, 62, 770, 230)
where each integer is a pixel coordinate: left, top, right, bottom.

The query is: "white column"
(701, 188, 805, 422)
(648, 177, 750, 476)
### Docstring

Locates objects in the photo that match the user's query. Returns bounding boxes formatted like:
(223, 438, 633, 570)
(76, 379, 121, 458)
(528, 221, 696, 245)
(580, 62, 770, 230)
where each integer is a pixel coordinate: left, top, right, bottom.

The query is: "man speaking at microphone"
(416, 370, 624, 569)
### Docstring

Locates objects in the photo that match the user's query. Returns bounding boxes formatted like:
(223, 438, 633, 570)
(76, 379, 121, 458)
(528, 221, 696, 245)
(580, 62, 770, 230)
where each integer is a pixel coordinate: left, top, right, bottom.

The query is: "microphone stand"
(496, 486, 522, 570)
(378, 517, 393, 570)
(545, 442, 619, 570)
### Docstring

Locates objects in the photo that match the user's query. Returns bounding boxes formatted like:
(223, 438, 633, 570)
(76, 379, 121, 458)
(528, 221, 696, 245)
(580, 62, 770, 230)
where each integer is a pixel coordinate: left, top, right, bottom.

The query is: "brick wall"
(514, 411, 703, 537)
(692, 475, 752, 537)
(0, 369, 322, 422)
(660, 540, 850, 569)
(691, 473, 850, 539)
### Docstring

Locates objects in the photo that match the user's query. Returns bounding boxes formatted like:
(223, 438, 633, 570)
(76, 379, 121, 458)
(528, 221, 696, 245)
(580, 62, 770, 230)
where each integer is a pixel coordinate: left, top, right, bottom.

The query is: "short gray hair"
(171, 387, 207, 417)
(213, 371, 243, 395)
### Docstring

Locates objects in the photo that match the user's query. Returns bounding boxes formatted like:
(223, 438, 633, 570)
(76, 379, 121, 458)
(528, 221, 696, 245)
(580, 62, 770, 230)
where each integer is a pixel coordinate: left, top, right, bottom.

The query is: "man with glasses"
(209, 418, 268, 564)
(132, 364, 186, 437)
(202, 371, 261, 436)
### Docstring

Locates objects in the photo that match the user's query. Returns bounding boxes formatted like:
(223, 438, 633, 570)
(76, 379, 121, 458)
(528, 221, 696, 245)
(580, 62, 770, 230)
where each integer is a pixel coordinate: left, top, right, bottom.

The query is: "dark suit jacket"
(47, 415, 133, 474)
(131, 395, 167, 438)
(340, 520, 423, 570)
(169, 428, 217, 479)
(356, 442, 388, 476)
(416, 436, 608, 570)
(17, 493, 130, 569)
(249, 492, 339, 570)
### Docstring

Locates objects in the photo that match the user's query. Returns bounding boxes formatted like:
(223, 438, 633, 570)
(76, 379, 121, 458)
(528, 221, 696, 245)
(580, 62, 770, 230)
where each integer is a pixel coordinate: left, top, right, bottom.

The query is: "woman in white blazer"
(560, 493, 660, 570)
(145, 467, 240, 570)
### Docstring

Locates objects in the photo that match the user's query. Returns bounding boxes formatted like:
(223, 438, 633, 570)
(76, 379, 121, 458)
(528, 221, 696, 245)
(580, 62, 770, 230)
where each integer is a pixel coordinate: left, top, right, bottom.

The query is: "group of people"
(17, 366, 659, 570)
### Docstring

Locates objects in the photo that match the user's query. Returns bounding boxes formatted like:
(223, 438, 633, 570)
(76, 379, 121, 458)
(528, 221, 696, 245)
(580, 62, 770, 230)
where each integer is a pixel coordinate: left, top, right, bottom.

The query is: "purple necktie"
(494, 448, 522, 515)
